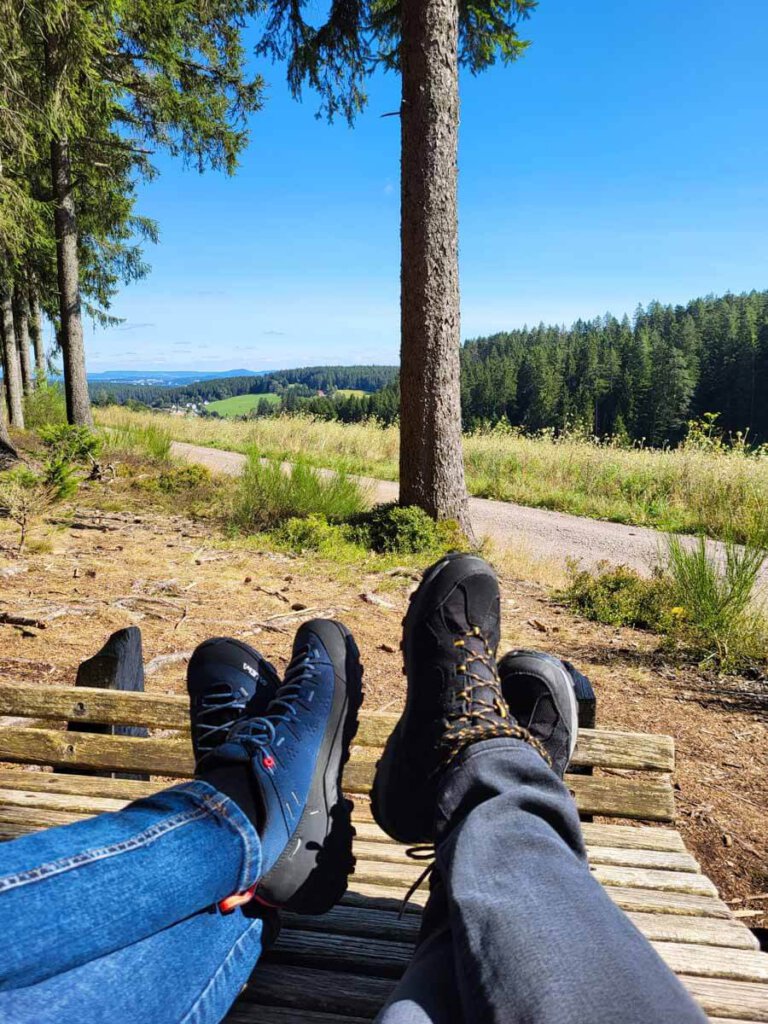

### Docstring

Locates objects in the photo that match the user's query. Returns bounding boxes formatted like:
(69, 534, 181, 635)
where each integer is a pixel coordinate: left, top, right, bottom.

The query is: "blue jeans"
(0, 745, 708, 1024)
(0, 781, 263, 1024)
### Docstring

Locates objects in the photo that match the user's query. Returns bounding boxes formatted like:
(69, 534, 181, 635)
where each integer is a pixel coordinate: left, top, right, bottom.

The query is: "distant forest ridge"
(91, 290, 768, 445)
(461, 289, 768, 444)
(90, 365, 398, 405)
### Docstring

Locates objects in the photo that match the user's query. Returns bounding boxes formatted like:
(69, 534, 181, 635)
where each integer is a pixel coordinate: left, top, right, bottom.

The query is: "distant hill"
(86, 368, 269, 386)
(89, 364, 399, 407)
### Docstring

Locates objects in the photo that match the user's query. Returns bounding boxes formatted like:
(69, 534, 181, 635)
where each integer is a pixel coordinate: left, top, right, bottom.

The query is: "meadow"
(205, 393, 280, 417)
(95, 407, 768, 543)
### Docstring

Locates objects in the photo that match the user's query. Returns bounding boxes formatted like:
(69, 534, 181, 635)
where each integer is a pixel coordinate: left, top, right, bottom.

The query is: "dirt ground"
(0, 507, 765, 932)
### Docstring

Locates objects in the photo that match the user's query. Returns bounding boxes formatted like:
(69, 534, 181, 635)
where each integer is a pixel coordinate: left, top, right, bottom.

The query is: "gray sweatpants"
(377, 738, 707, 1024)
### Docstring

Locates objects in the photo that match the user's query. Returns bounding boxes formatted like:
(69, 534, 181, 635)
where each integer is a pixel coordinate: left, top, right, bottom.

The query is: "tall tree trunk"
(50, 136, 92, 426)
(0, 285, 25, 428)
(398, 0, 471, 534)
(28, 277, 46, 380)
(13, 286, 32, 394)
(0, 395, 18, 467)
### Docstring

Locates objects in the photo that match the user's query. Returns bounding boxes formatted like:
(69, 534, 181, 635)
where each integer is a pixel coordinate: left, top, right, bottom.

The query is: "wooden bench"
(0, 681, 766, 1022)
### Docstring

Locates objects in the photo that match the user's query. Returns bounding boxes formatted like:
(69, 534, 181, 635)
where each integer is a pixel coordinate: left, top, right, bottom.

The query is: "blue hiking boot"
(187, 637, 281, 764)
(198, 619, 363, 914)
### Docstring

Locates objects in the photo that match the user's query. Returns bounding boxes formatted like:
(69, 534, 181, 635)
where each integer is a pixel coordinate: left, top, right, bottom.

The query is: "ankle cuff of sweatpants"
(433, 736, 567, 844)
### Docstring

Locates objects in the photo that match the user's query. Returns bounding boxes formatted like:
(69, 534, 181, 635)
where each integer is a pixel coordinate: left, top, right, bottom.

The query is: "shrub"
(0, 468, 59, 552)
(666, 535, 767, 670)
(156, 464, 212, 494)
(560, 562, 671, 630)
(38, 424, 102, 500)
(348, 503, 467, 555)
(229, 454, 368, 532)
(23, 383, 67, 429)
(272, 515, 349, 553)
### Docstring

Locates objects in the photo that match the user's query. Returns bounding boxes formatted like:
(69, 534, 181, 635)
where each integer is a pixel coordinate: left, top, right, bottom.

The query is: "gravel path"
(172, 440, 767, 586)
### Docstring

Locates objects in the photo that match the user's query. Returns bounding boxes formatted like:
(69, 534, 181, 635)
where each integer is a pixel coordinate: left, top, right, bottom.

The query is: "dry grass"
(95, 408, 768, 542)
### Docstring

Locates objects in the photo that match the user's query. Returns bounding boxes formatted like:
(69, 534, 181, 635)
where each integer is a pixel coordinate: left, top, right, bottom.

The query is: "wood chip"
(732, 909, 763, 918)
(527, 618, 548, 633)
(360, 593, 396, 609)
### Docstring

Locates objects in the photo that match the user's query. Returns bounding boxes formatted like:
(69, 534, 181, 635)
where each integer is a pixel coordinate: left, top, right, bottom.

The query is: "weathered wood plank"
(242, 964, 393, 1018)
(285, 906, 421, 944)
(343, 762, 675, 820)
(627, 913, 759, 951)
(0, 727, 193, 776)
(352, 838, 699, 874)
(350, 856, 717, 897)
(0, 684, 191, 730)
(258, 928, 768, 985)
(0, 768, 161, 801)
(285, 904, 757, 952)
(269, 929, 413, 979)
(0, 783, 684, 850)
(0, 687, 674, 770)
(681, 977, 768, 1021)
(0, 787, 128, 815)
(354, 818, 687, 853)
(342, 881, 735, 919)
(0, 731, 675, 820)
(653, 944, 768, 983)
(591, 864, 718, 897)
(226, 1006, 372, 1024)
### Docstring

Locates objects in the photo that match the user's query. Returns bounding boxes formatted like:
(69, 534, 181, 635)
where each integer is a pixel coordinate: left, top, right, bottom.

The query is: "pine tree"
(255, 0, 535, 529)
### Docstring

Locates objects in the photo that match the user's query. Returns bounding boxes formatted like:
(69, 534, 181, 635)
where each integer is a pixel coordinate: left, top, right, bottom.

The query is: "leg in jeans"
(0, 781, 265, 1024)
(0, 619, 362, 1024)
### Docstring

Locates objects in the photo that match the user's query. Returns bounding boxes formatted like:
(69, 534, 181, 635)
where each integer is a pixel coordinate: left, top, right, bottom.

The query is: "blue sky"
(86, 0, 768, 371)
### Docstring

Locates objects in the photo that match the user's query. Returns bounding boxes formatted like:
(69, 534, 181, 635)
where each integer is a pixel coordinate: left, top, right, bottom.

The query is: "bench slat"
(0, 784, 686, 852)
(283, 904, 758, 951)
(654, 944, 768, 984)
(0, 730, 676, 820)
(267, 930, 768, 984)
(0, 686, 675, 770)
(681, 977, 768, 1022)
(354, 817, 687, 852)
(351, 838, 699, 874)
(226, 1007, 372, 1024)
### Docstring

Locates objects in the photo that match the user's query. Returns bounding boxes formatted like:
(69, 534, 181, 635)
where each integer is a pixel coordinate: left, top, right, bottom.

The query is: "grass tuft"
(228, 453, 368, 533)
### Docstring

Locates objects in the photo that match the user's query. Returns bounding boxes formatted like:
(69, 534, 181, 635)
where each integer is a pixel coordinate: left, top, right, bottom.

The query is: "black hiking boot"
(187, 637, 281, 765)
(371, 553, 551, 845)
(497, 649, 580, 778)
(197, 619, 363, 914)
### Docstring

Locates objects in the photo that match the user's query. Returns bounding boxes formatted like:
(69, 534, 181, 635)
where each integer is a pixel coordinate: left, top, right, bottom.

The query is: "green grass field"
(206, 393, 280, 417)
(95, 407, 768, 543)
(334, 389, 368, 399)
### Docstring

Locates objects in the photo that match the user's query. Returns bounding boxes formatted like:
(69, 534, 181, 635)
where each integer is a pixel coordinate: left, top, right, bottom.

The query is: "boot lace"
(196, 685, 252, 755)
(439, 626, 552, 769)
(231, 645, 317, 751)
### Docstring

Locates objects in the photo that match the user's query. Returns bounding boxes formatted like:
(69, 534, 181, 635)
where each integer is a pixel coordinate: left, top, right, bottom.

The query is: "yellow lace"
(439, 628, 552, 769)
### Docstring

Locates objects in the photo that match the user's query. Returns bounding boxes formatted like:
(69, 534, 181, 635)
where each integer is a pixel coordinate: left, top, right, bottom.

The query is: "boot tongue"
(459, 634, 506, 724)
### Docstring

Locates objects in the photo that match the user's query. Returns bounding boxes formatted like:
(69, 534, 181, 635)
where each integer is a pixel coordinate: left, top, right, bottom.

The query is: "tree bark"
(13, 286, 32, 394)
(0, 284, 25, 428)
(28, 277, 45, 380)
(398, 0, 471, 535)
(50, 135, 92, 426)
(0, 395, 18, 467)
